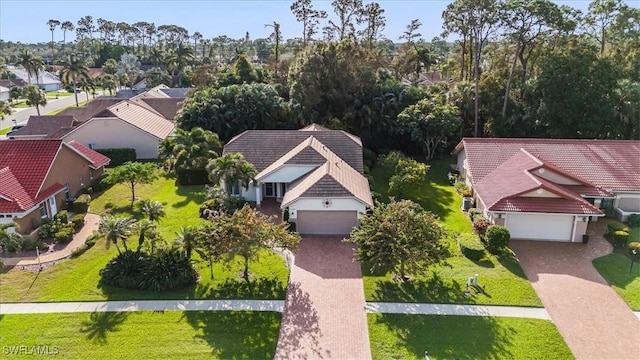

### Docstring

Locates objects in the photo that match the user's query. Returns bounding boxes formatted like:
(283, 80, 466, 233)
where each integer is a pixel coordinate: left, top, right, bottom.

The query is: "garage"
(296, 210, 358, 235)
(506, 213, 574, 241)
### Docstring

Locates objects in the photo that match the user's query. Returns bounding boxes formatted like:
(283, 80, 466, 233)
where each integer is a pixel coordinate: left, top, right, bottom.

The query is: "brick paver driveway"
(274, 237, 371, 359)
(510, 222, 640, 360)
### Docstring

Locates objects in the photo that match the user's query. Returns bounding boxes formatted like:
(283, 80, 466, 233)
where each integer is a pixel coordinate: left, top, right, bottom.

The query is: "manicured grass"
(46, 90, 73, 97)
(0, 127, 10, 135)
(10, 100, 30, 108)
(46, 99, 90, 115)
(365, 157, 539, 306)
(593, 253, 640, 310)
(0, 311, 281, 359)
(368, 314, 573, 360)
(1, 176, 289, 302)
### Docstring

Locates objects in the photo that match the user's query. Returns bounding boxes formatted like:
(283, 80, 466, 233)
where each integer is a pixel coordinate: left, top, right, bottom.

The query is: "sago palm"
(98, 215, 136, 254)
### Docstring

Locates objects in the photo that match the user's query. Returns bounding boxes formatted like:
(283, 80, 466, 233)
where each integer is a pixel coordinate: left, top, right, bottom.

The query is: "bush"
(22, 238, 47, 251)
(72, 194, 91, 213)
(93, 175, 115, 193)
(38, 219, 57, 240)
(468, 208, 482, 220)
(282, 207, 290, 222)
(99, 251, 149, 289)
(199, 193, 246, 219)
(71, 214, 85, 231)
(628, 242, 640, 251)
(458, 233, 485, 261)
(461, 188, 473, 197)
(454, 178, 469, 195)
(85, 232, 101, 248)
(608, 222, 629, 234)
(0, 234, 24, 254)
(473, 218, 491, 241)
(54, 226, 74, 244)
(54, 210, 68, 223)
(627, 214, 640, 228)
(363, 148, 377, 169)
(82, 187, 93, 195)
(614, 230, 630, 247)
(287, 221, 297, 233)
(486, 225, 511, 254)
(95, 148, 136, 166)
(176, 168, 210, 186)
(70, 244, 89, 258)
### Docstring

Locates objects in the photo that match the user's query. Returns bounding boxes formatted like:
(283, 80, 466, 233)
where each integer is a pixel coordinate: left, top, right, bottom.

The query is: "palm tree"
(132, 220, 156, 253)
(175, 226, 196, 259)
(99, 74, 116, 96)
(0, 100, 13, 120)
(16, 49, 43, 85)
(47, 19, 60, 50)
(140, 200, 166, 223)
(173, 127, 222, 171)
(98, 215, 136, 254)
(207, 153, 257, 194)
(158, 137, 176, 170)
(61, 21, 75, 54)
(148, 47, 165, 67)
(58, 54, 89, 107)
(78, 77, 95, 102)
(22, 85, 47, 116)
(9, 86, 22, 104)
(166, 43, 194, 86)
(192, 32, 203, 59)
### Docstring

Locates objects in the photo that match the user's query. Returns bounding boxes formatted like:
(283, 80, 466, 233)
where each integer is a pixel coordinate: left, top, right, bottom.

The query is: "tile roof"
(56, 98, 125, 122)
(455, 138, 640, 192)
(474, 149, 603, 215)
(67, 141, 111, 169)
(224, 130, 364, 173)
(9, 115, 78, 138)
(139, 98, 184, 120)
(88, 100, 175, 139)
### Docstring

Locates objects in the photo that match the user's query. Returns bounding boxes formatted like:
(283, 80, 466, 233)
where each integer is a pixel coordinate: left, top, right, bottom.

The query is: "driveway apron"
(510, 226, 639, 360)
(275, 237, 371, 359)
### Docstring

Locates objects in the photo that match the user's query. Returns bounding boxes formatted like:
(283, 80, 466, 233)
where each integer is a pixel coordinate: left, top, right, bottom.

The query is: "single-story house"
(0, 85, 9, 101)
(453, 138, 640, 242)
(8, 115, 80, 139)
(223, 124, 373, 235)
(0, 139, 110, 234)
(10, 68, 61, 91)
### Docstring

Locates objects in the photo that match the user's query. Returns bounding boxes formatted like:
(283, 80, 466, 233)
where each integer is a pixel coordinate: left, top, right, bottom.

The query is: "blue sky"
(0, 0, 592, 44)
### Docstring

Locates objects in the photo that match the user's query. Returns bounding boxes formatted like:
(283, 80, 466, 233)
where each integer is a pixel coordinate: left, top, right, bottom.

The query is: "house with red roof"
(0, 140, 110, 234)
(453, 138, 640, 242)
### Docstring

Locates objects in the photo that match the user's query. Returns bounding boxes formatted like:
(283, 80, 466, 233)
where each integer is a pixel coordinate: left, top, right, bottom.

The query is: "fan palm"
(207, 153, 257, 194)
(22, 85, 47, 116)
(98, 215, 136, 254)
(0, 100, 12, 120)
(58, 54, 89, 106)
(99, 74, 117, 96)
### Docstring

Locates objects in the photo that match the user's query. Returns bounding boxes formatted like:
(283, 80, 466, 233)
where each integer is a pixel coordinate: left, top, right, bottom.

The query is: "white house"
(453, 138, 640, 242)
(0, 85, 9, 101)
(223, 124, 373, 235)
(10, 68, 61, 91)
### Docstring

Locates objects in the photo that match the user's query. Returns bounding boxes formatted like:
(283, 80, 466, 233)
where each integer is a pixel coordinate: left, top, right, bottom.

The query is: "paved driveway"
(510, 222, 640, 360)
(274, 237, 371, 359)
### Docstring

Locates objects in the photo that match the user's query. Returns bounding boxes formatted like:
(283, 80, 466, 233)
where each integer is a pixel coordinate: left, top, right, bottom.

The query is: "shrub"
(486, 225, 511, 254)
(461, 188, 473, 197)
(71, 244, 89, 258)
(0, 234, 23, 254)
(468, 208, 482, 220)
(54, 210, 68, 223)
(139, 248, 198, 291)
(54, 226, 74, 244)
(199, 193, 246, 219)
(608, 222, 629, 234)
(473, 218, 491, 241)
(282, 207, 290, 222)
(93, 175, 115, 193)
(458, 233, 485, 261)
(85, 232, 101, 248)
(363, 148, 377, 169)
(82, 187, 93, 195)
(38, 219, 57, 240)
(99, 251, 149, 289)
(176, 168, 210, 186)
(72, 194, 91, 213)
(71, 214, 85, 231)
(614, 230, 630, 247)
(628, 242, 640, 251)
(454, 178, 469, 194)
(627, 214, 640, 228)
(287, 221, 297, 233)
(22, 238, 46, 251)
(95, 148, 136, 166)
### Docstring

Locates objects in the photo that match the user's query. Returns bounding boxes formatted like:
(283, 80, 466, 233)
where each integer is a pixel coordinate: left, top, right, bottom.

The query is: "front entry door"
(49, 197, 57, 216)
(264, 183, 275, 197)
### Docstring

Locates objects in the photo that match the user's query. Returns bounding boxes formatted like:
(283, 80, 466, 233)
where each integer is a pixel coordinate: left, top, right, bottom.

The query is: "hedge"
(54, 226, 74, 244)
(628, 214, 640, 227)
(54, 210, 68, 223)
(486, 225, 511, 254)
(614, 230, 629, 247)
(608, 222, 629, 234)
(458, 233, 485, 261)
(176, 168, 210, 186)
(72, 194, 91, 213)
(71, 214, 85, 231)
(95, 148, 136, 166)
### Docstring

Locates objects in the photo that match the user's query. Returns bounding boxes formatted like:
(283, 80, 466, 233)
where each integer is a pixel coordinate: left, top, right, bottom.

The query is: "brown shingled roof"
(9, 115, 78, 138)
(56, 98, 125, 122)
(139, 98, 184, 120)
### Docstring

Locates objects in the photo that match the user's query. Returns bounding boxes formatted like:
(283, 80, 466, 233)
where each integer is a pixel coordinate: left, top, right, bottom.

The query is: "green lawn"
(368, 314, 573, 360)
(593, 253, 640, 310)
(0, 127, 10, 135)
(364, 158, 540, 306)
(0, 176, 290, 302)
(0, 311, 281, 359)
(46, 90, 73, 97)
(10, 100, 30, 108)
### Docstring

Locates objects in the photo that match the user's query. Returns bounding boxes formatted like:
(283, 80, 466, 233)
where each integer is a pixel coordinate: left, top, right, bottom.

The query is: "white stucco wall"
(241, 182, 257, 202)
(287, 197, 367, 220)
(63, 117, 161, 159)
(614, 193, 640, 212)
(258, 165, 317, 183)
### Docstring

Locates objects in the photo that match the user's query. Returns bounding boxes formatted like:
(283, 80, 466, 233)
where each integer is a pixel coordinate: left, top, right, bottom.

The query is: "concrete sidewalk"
(366, 302, 551, 320)
(0, 300, 285, 314)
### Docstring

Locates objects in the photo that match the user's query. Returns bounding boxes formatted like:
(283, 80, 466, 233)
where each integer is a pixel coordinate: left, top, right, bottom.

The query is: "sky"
(0, 0, 594, 44)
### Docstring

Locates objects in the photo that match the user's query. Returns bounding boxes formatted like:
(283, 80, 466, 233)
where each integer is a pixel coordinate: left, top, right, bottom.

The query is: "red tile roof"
(67, 141, 111, 169)
(474, 149, 603, 215)
(455, 138, 640, 192)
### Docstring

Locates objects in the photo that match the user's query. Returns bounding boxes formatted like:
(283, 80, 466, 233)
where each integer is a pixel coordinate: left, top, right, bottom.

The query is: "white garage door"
(506, 213, 574, 241)
(297, 210, 358, 235)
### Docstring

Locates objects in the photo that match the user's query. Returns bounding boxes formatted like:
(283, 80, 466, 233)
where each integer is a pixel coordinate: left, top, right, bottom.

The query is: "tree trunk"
(243, 256, 250, 282)
(122, 238, 128, 251)
(114, 241, 121, 255)
(209, 258, 214, 279)
(130, 182, 136, 209)
(460, 37, 466, 81)
(473, 37, 481, 138)
(35, 105, 41, 116)
(73, 80, 79, 107)
(502, 43, 521, 121)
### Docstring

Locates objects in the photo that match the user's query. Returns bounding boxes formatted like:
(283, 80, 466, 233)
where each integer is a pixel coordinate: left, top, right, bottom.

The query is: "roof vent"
(536, 189, 543, 194)
(538, 168, 545, 174)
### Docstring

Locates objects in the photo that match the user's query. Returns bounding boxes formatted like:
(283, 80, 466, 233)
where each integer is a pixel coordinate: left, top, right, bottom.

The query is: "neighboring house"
(10, 68, 61, 91)
(0, 85, 9, 101)
(453, 138, 640, 242)
(8, 115, 79, 139)
(0, 139, 110, 234)
(223, 124, 373, 235)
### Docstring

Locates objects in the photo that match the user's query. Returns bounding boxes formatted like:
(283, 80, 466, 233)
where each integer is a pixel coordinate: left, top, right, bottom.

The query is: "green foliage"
(54, 210, 68, 223)
(628, 242, 640, 251)
(71, 214, 85, 232)
(468, 208, 482, 220)
(70, 244, 89, 258)
(486, 225, 511, 254)
(84, 232, 100, 248)
(380, 152, 430, 201)
(72, 194, 91, 213)
(139, 248, 199, 291)
(95, 148, 136, 166)
(207, 153, 257, 193)
(54, 226, 74, 244)
(199, 187, 247, 219)
(458, 233, 485, 261)
(0, 223, 23, 254)
(454, 178, 469, 195)
(39, 218, 63, 240)
(614, 230, 630, 247)
(99, 251, 151, 289)
(106, 162, 159, 208)
(627, 214, 640, 227)
(461, 188, 473, 197)
(608, 222, 629, 234)
(473, 218, 491, 241)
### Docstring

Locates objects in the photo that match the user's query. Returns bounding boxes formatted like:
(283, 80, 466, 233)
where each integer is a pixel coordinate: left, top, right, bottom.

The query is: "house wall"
(534, 169, 581, 185)
(43, 146, 94, 202)
(615, 193, 640, 212)
(574, 220, 588, 242)
(63, 117, 161, 159)
(287, 197, 367, 220)
(40, 83, 60, 92)
(258, 165, 317, 183)
(14, 209, 41, 234)
(241, 183, 257, 202)
(0, 91, 9, 101)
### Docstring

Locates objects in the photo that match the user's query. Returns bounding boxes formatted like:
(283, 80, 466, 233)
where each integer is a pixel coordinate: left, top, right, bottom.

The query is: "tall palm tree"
(58, 54, 89, 107)
(61, 21, 75, 54)
(16, 49, 43, 85)
(140, 200, 166, 223)
(173, 127, 222, 171)
(99, 74, 116, 96)
(207, 153, 257, 194)
(23, 85, 47, 116)
(78, 76, 95, 102)
(166, 43, 194, 86)
(47, 19, 60, 50)
(98, 215, 136, 254)
(148, 47, 165, 67)
(175, 226, 196, 259)
(132, 219, 156, 253)
(192, 32, 203, 59)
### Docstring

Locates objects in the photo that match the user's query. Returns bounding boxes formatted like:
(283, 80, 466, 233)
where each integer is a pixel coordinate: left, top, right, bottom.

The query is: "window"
(64, 183, 71, 200)
(88, 143, 96, 149)
(39, 202, 48, 218)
